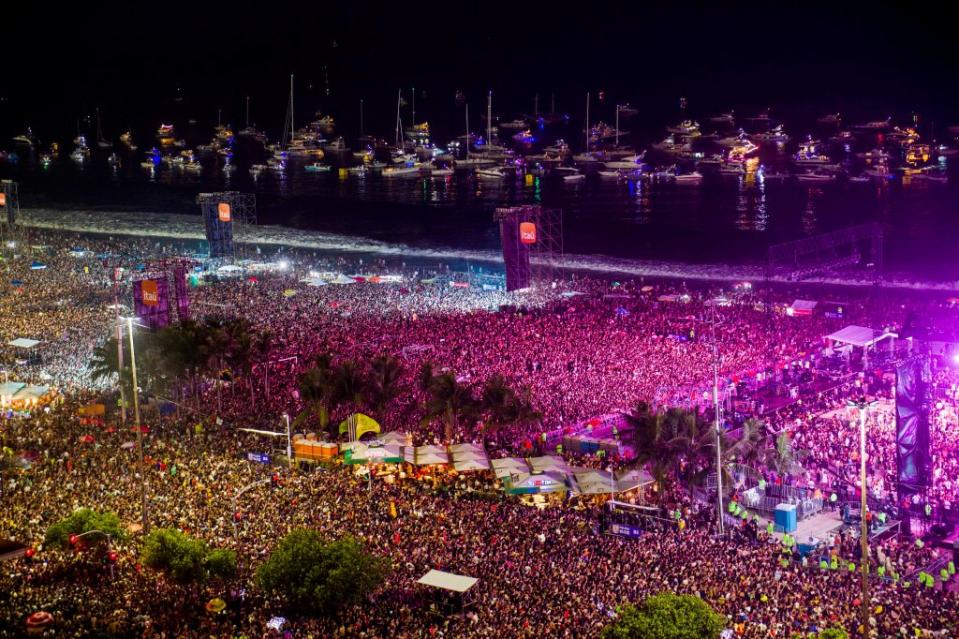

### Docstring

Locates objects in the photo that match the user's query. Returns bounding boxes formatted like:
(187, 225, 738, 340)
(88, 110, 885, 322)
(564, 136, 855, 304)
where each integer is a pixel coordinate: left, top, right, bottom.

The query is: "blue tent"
(29, 261, 47, 270)
(10, 279, 23, 287)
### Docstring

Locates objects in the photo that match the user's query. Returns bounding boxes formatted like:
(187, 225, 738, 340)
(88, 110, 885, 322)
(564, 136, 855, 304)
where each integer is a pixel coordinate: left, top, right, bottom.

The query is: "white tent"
(528, 455, 569, 474)
(329, 274, 356, 285)
(7, 338, 40, 349)
(615, 468, 655, 490)
(417, 569, 478, 594)
(453, 457, 490, 472)
(415, 446, 449, 465)
(490, 457, 530, 479)
(825, 325, 896, 348)
(448, 442, 485, 457)
(379, 431, 412, 446)
(572, 470, 617, 495)
(789, 300, 818, 316)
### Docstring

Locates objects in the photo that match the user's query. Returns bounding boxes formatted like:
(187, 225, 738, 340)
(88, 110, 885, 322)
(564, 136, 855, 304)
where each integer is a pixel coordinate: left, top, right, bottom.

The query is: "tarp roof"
(379, 431, 411, 446)
(790, 299, 818, 312)
(0, 382, 26, 397)
(13, 386, 50, 401)
(453, 457, 490, 472)
(490, 457, 530, 479)
(417, 569, 478, 593)
(825, 325, 895, 348)
(448, 443, 485, 456)
(7, 338, 40, 349)
(415, 447, 450, 465)
(507, 471, 568, 494)
(528, 455, 569, 474)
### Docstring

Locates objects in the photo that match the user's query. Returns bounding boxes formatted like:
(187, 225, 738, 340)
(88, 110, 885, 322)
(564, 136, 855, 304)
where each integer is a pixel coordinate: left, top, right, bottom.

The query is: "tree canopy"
(255, 529, 389, 615)
(602, 594, 724, 639)
(45, 508, 125, 549)
(141, 528, 237, 583)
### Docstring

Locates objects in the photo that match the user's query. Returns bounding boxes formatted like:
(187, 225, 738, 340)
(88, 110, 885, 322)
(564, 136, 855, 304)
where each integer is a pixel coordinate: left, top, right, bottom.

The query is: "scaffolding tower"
(493, 205, 564, 290)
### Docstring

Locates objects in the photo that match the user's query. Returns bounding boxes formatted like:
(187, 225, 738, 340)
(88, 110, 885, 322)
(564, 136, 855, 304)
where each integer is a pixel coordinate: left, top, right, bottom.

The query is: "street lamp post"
(848, 397, 876, 637)
(125, 317, 149, 533)
(282, 412, 292, 470)
(710, 304, 724, 536)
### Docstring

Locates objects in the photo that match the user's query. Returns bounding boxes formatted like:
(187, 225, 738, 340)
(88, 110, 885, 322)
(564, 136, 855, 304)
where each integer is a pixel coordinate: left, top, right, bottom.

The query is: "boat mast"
(395, 89, 402, 148)
(584, 92, 590, 150)
(289, 74, 295, 145)
(487, 91, 492, 147)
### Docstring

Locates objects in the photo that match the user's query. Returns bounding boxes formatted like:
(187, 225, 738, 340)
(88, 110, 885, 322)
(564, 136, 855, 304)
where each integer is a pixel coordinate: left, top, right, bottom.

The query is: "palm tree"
(297, 356, 338, 436)
(479, 375, 542, 441)
(759, 431, 808, 477)
(89, 337, 124, 386)
(368, 354, 405, 423)
(421, 371, 478, 442)
(332, 360, 368, 418)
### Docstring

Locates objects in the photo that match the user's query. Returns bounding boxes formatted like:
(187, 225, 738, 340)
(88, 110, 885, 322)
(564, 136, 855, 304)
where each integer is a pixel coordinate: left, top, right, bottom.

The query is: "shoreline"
(18, 207, 959, 293)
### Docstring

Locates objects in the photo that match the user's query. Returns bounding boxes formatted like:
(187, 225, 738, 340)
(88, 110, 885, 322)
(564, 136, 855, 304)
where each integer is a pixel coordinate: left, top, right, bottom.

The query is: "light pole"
(283, 412, 292, 469)
(848, 396, 876, 637)
(125, 317, 149, 533)
(710, 304, 724, 536)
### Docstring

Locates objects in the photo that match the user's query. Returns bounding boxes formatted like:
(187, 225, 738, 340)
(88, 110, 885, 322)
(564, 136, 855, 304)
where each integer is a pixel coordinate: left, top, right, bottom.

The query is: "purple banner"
(896, 359, 930, 494)
(173, 266, 190, 322)
(133, 277, 171, 329)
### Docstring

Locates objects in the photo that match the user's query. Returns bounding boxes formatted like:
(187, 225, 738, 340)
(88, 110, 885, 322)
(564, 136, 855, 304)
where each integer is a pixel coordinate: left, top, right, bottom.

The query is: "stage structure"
(494, 205, 563, 292)
(129, 258, 197, 328)
(766, 223, 884, 283)
(895, 357, 931, 506)
(1, 180, 19, 226)
(197, 192, 256, 260)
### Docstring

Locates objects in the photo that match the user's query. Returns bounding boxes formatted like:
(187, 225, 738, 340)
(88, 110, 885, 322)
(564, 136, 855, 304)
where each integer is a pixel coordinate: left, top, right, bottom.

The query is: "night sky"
(3, 2, 958, 142)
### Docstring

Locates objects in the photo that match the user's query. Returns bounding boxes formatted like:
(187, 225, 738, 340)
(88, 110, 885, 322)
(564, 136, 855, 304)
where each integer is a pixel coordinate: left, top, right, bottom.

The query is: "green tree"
(479, 374, 541, 440)
(141, 528, 236, 584)
(297, 354, 338, 435)
(45, 508, 125, 549)
(332, 360, 368, 416)
(602, 594, 724, 639)
(420, 370, 478, 442)
(760, 431, 809, 476)
(368, 354, 406, 420)
(256, 529, 389, 615)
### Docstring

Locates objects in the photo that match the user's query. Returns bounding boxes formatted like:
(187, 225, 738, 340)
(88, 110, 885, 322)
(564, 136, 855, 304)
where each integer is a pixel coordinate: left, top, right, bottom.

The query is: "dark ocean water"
(3, 132, 959, 281)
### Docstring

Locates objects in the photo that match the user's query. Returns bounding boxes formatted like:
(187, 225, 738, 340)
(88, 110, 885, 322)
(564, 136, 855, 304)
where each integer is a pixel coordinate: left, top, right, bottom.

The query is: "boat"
(797, 171, 836, 183)
(554, 166, 585, 182)
(382, 165, 422, 177)
(476, 166, 509, 180)
(12, 130, 35, 147)
(667, 120, 701, 137)
(70, 148, 88, 164)
(107, 152, 120, 166)
(617, 104, 639, 117)
(597, 169, 623, 180)
(543, 140, 571, 156)
(499, 118, 528, 130)
(853, 118, 892, 132)
(428, 166, 454, 178)
(752, 124, 789, 144)
(793, 138, 832, 166)
(250, 163, 267, 175)
(183, 161, 202, 175)
(673, 171, 704, 184)
(760, 170, 792, 182)
(156, 123, 175, 139)
(709, 112, 735, 126)
(604, 154, 646, 170)
(511, 129, 536, 144)
(817, 113, 841, 125)
(912, 169, 948, 184)
(305, 163, 331, 173)
(95, 108, 112, 149)
(847, 175, 870, 184)
(718, 163, 744, 176)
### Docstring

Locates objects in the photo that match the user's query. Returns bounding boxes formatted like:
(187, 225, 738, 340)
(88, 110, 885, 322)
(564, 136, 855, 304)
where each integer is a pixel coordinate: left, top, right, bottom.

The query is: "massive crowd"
(1, 229, 959, 637)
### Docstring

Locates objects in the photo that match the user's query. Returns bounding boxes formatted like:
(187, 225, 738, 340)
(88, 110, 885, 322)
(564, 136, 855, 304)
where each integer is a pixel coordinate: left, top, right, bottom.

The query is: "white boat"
(847, 175, 870, 184)
(761, 171, 791, 182)
(183, 161, 202, 174)
(139, 159, 156, 169)
(598, 169, 623, 180)
(305, 163, 331, 173)
(499, 118, 528, 130)
(156, 123, 175, 139)
(912, 170, 948, 184)
(853, 118, 892, 131)
(817, 113, 841, 125)
(555, 166, 584, 182)
(752, 125, 789, 144)
(12, 131, 35, 147)
(456, 157, 496, 168)
(70, 148, 88, 164)
(673, 171, 704, 184)
(797, 171, 835, 183)
(718, 163, 744, 176)
(511, 129, 536, 144)
(321, 137, 350, 153)
(604, 154, 646, 169)
(667, 120, 701, 137)
(709, 113, 735, 126)
(476, 166, 509, 179)
(382, 165, 422, 177)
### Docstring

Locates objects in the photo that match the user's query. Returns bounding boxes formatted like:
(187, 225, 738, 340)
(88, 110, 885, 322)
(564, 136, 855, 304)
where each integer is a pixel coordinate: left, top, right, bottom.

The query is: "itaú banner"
(519, 222, 536, 244)
(141, 279, 159, 306)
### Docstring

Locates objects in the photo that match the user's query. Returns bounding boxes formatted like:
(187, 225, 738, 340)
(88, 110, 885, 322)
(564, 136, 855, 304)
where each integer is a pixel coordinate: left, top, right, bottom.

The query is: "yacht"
(718, 163, 745, 177)
(428, 164, 454, 178)
(617, 104, 639, 117)
(304, 163, 331, 173)
(673, 171, 704, 184)
(382, 164, 422, 178)
(708, 113, 735, 126)
(853, 118, 892, 132)
(499, 118, 528, 130)
(511, 129, 536, 144)
(184, 160, 202, 174)
(476, 166, 510, 180)
(797, 171, 836, 183)
(555, 166, 585, 182)
(760, 170, 792, 182)
(752, 125, 789, 144)
(597, 169, 623, 180)
(604, 154, 646, 170)
(12, 130, 35, 147)
(667, 120, 701, 137)
(543, 140, 571, 156)
(156, 123, 175, 139)
(793, 138, 832, 166)
(817, 113, 841, 125)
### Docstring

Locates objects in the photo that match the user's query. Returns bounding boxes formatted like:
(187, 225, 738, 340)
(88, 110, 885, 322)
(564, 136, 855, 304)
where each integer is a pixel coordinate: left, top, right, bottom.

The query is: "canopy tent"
(7, 338, 40, 349)
(824, 325, 897, 349)
(417, 569, 479, 594)
(448, 443, 485, 457)
(415, 446, 450, 465)
(0, 382, 25, 398)
(338, 413, 381, 440)
(329, 274, 357, 285)
(490, 457, 530, 479)
(346, 444, 403, 464)
(528, 455, 569, 474)
(506, 471, 568, 495)
(379, 431, 412, 446)
(615, 468, 656, 490)
(452, 457, 491, 472)
(572, 470, 618, 495)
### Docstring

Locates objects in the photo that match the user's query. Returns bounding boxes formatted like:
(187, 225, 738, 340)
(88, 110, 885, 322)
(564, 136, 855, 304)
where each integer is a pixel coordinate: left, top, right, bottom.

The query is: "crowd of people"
(1, 228, 959, 637)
